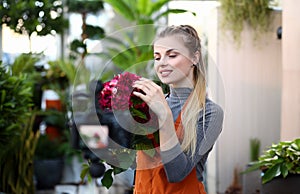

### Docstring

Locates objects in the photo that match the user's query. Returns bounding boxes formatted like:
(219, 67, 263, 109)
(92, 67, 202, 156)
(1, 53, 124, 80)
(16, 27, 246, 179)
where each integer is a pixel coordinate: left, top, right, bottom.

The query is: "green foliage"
(220, 0, 273, 44)
(0, 63, 39, 193)
(0, 0, 68, 36)
(101, 169, 114, 189)
(0, 114, 39, 194)
(66, 0, 104, 14)
(250, 138, 261, 162)
(34, 133, 66, 160)
(66, 0, 105, 60)
(0, 63, 34, 158)
(96, 0, 195, 78)
(10, 53, 44, 108)
(10, 53, 43, 85)
(244, 138, 300, 184)
(80, 161, 128, 189)
(103, 0, 195, 24)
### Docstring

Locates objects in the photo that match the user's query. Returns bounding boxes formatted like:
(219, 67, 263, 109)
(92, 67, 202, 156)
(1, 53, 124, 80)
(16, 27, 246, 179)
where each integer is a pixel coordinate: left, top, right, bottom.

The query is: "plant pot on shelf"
(243, 138, 300, 194)
(34, 158, 64, 190)
(260, 174, 300, 194)
(34, 134, 66, 190)
(242, 164, 261, 194)
(242, 138, 261, 194)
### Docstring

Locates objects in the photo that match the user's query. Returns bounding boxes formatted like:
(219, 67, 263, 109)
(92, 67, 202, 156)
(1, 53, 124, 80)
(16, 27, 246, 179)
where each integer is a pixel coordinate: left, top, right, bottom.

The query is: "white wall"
(280, 0, 300, 141)
(217, 10, 282, 192)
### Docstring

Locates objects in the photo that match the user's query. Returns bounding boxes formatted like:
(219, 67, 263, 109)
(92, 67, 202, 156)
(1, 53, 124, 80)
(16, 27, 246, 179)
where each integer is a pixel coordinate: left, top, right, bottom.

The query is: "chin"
(159, 78, 171, 85)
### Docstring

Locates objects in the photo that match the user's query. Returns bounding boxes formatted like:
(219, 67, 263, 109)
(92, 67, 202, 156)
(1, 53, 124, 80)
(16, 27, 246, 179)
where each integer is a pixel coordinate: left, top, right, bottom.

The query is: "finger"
(132, 91, 150, 103)
(134, 79, 161, 94)
(139, 78, 161, 89)
(132, 82, 152, 94)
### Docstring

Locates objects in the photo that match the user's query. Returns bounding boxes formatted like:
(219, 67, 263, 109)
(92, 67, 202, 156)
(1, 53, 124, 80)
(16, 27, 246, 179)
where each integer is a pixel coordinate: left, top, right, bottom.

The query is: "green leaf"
(80, 163, 90, 181)
(101, 169, 114, 189)
(137, 0, 151, 15)
(117, 152, 135, 169)
(103, 0, 135, 21)
(292, 139, 300, 150)
(113, 166, 127, 175)
(148, 0, 170, 16)
(241, 161, 263, 174)
(130, 108, 148, 120)
(262, 163, 281, 184)
(154, 9, 195, 21)
(143, 149, 156, 158)
(280, 163, 289, 178)
(1, 90, 6, 104)
(85, 25, 105, 39)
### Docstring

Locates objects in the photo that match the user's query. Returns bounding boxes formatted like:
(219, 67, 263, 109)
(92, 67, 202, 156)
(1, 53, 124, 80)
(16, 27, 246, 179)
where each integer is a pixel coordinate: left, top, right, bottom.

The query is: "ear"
(192, 51, 201, 65)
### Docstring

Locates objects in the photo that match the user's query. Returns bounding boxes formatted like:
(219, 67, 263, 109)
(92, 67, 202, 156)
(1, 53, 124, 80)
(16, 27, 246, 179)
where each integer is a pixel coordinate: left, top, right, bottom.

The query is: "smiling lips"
(160, 70, 172, 77)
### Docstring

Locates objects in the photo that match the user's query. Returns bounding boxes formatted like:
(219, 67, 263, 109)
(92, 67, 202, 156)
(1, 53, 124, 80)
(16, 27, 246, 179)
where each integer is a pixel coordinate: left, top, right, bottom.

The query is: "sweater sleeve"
(160, 100, 224, 182)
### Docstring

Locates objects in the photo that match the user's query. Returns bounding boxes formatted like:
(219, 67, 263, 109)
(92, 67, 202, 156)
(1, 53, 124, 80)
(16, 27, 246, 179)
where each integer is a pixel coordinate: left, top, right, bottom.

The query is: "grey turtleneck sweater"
(161, 87, 224, 183)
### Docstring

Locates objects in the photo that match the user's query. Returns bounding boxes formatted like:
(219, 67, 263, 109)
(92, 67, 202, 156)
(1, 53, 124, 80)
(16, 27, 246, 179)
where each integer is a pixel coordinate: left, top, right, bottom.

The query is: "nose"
(156, 56, 168, 67)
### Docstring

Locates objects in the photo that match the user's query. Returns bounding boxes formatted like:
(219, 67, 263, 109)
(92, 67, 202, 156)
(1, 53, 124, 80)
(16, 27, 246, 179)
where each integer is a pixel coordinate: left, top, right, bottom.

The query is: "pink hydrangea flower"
(97, 72, 159, 148)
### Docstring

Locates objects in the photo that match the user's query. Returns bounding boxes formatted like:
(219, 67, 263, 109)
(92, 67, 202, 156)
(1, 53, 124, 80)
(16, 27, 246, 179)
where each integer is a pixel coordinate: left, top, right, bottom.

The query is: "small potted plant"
(34, 112, 67, 190)
(242, 138, 261, 194)
(244, 138, 300, 194)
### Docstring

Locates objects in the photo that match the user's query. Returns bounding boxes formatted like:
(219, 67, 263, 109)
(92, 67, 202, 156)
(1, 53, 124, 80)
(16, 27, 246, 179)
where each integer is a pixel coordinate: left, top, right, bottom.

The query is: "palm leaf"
(154, 8, 196, 21)
(103, 0, 135, 21)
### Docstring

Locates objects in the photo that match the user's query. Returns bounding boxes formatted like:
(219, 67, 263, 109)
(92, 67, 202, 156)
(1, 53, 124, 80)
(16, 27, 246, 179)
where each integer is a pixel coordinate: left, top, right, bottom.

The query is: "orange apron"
(134, 112, 207, 194)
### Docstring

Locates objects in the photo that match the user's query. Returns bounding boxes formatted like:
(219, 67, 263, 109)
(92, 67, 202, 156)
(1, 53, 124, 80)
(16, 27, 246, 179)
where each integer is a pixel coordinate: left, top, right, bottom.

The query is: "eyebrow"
(154, 48, 178, 55)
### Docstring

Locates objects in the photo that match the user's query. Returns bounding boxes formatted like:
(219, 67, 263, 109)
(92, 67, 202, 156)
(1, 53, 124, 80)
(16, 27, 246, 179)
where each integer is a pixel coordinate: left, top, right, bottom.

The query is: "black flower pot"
(34, 158, 64, 190)
(261, 174, 300, 194)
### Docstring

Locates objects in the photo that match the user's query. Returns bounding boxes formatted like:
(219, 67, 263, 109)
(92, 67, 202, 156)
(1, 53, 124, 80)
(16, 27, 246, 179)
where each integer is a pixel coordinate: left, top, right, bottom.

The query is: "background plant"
(0, 63, 38, 194)
(0, 0, 68, 51)
(219, 0, 275, 44)
(66, 0, 105, 60)
(96, 0, 196, 80)
(245, 138, 300, 184)
(250, 138, 261, 162)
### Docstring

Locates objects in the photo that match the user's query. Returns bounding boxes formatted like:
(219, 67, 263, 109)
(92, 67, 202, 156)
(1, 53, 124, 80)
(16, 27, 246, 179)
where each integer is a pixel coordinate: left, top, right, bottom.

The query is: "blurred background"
(1, 0, 299, 194)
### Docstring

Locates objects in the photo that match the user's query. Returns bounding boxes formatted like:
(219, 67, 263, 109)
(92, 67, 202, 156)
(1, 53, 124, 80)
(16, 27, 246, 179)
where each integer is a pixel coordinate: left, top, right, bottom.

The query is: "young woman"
(132, 25, 224, 194)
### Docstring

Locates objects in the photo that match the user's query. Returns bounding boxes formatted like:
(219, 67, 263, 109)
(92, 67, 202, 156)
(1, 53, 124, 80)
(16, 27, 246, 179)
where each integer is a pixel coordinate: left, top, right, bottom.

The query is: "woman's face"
(153, 35, 195, 88)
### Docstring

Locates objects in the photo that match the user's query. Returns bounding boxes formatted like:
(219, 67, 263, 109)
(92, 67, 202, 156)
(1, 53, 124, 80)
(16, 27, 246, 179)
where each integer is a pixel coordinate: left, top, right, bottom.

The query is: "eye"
(154, 54, 161, 61)
(167, 51, 178, 58)
(154, 57, 161, 61)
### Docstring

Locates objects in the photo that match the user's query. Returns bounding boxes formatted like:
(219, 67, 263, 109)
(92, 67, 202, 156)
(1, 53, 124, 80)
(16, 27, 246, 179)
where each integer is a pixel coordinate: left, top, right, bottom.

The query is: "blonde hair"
(155, 25, 206, 157)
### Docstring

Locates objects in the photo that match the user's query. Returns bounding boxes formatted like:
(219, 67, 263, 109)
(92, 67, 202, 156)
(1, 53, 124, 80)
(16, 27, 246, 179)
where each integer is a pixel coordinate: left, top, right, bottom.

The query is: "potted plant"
(0, 62, 39, 193)
(242, 138, 261, 194)
(34, 129, 66, 190)
(34, 62, 78, 190)
(219, 0, 275, 45)
(244, 138, 300, 194)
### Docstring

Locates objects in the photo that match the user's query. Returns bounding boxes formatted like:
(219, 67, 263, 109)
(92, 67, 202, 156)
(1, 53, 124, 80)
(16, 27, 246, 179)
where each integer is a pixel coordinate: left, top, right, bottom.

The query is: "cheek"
(154, 62, 160, 75)
(173, 58, 190, 71)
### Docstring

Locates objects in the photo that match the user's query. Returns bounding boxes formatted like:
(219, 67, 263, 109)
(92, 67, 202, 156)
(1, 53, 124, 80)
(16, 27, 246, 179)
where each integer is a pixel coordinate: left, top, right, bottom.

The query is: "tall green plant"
(0, 63, 39, 193)
(250, 138, 261, 162)
(97, 0, 195, 78)
(66, 0, 105, 60)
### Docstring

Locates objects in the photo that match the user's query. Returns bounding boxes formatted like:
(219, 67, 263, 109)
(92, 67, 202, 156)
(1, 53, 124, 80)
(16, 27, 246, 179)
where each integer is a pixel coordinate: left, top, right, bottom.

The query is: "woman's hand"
(133, 78, 179, 151)
(132, 78, 171, 123)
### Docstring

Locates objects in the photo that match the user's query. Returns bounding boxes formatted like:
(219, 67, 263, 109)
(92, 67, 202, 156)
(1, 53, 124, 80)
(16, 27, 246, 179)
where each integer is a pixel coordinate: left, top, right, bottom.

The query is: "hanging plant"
(220, 0, 275, 44)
